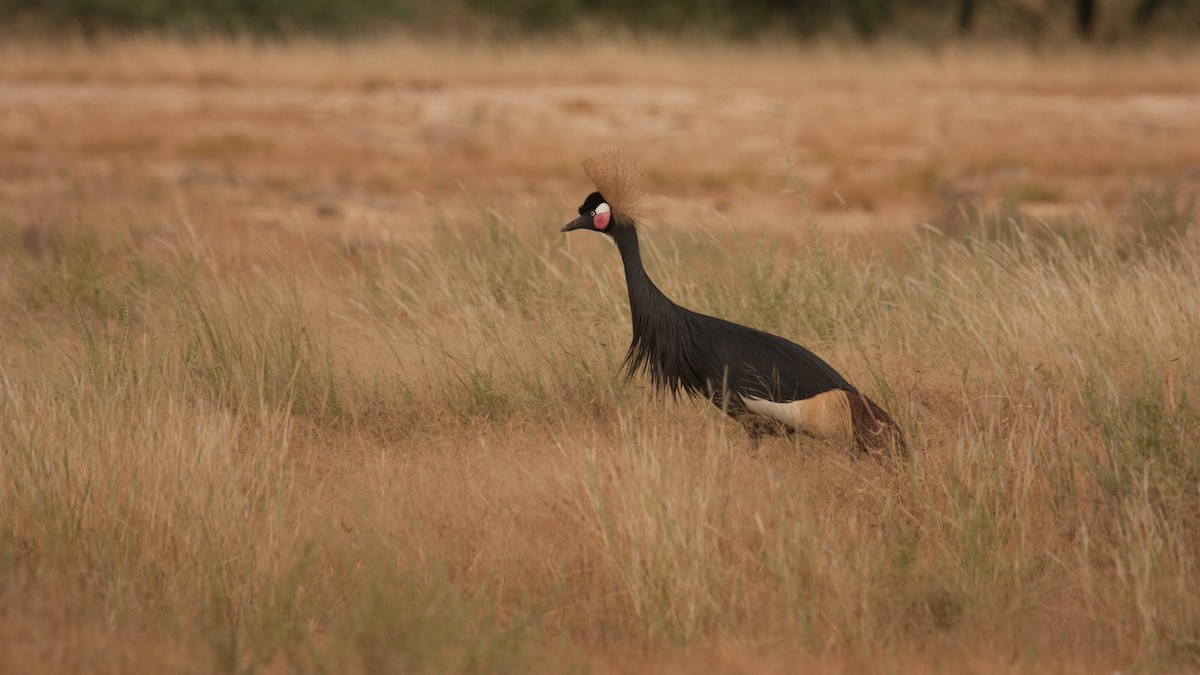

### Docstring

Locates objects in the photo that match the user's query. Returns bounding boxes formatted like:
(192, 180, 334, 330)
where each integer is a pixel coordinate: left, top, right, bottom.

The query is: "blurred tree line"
(3, 0, 1198, 39)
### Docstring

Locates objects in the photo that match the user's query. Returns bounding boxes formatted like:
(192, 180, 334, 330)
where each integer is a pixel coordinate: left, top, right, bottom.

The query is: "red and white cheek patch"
(593, 202, 612, 230)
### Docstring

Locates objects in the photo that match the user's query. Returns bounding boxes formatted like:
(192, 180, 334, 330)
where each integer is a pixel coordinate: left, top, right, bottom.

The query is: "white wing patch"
(741, 390, 853, 442)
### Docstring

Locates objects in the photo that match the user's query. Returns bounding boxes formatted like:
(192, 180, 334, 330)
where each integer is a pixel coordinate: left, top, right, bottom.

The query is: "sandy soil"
(2, 41, 1199, 254)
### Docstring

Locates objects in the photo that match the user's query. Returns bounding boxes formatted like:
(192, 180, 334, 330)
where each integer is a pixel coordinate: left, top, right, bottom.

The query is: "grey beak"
(561, 215, 590, 233)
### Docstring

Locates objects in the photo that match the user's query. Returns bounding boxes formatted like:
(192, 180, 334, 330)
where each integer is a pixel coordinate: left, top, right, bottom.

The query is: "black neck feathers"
(611, 226, 706, 398)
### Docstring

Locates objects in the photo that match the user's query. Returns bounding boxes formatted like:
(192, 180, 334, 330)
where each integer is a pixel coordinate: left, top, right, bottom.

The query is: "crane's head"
(561, 151, 644, 236)
(561, 191, 613, 234)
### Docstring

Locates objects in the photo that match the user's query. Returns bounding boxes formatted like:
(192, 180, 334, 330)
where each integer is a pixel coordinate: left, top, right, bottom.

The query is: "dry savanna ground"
(1, 36, 1199, 673)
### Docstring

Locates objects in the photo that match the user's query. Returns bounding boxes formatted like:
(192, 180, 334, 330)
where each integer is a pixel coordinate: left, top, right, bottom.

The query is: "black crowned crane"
(561, 153, 904, 455)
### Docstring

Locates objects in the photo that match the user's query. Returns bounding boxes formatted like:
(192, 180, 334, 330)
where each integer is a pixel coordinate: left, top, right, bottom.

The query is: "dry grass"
(2, 36, 1200, 673)
(4, 33, 1200, 93)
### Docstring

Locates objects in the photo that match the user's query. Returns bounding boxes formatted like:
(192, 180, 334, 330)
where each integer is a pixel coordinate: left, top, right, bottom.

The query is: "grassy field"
(2, 37, 1199, 673)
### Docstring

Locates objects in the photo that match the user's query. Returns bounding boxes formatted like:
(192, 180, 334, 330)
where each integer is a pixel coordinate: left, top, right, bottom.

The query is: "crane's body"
(562, 154, 904, 454)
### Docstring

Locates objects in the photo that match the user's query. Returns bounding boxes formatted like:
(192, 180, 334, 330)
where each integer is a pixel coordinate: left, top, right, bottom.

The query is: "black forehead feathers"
(578, 191, 607, 214)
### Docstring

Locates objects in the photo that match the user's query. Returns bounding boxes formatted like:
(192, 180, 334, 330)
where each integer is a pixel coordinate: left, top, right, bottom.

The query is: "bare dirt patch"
(2, 38, 1198, 254)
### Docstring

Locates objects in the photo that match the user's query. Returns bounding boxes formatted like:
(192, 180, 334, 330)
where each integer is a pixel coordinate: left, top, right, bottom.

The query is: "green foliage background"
(4, 0, 1199, 39)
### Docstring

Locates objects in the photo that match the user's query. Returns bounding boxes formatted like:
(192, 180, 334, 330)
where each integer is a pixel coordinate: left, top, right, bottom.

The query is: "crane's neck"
(610, 224, 701, 397)
(612, 226, 672, 316)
